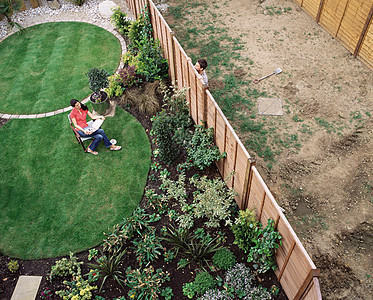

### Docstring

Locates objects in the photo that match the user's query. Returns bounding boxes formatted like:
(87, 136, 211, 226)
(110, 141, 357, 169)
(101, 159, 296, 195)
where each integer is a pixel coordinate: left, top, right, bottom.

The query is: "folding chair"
(68, 114, 94, 152)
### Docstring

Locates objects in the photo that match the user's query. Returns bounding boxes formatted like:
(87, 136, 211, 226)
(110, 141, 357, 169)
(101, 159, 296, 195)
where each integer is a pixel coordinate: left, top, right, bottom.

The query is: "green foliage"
(145, 189, 168, 214)
(132, 228, 163, 266)
(111, 7, 132, 36)
(231, 208, 260, 253)
(105, 65, 140, 97)
(200, 289, 233, 300)
(49, 253, 83, 280)
(187, 125, 226, 170)
(191, 175, 236, 227)
(212, 248, 236, 270)
(245, 286, 272, 300)
(224, 263, 255, 298)
(247, 219, 282, 273)
(126, 266, 170, 300)
(102, 207, 158, 253)
(7, 260, 19, 273)
(162, 224, 222, 267)
(88, 248, 126, 292)
(151, 110, 180, 164)
(183, 271, 217, 298)
(88, 249, 98, 261)
(56, 275, 97, 300)
(67, 0, 86, 6)
(128, 14, 147, 48)
(86, 67, 109, 94)
(0, 0, 22, 29)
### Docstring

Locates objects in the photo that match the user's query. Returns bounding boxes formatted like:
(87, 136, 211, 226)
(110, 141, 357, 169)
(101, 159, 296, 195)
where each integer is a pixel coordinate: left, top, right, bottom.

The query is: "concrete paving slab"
(258, 97, 283, 116)
(2, 114, 11, 119)
(45, 112, 55, 117)
(11, 275, 42, 300)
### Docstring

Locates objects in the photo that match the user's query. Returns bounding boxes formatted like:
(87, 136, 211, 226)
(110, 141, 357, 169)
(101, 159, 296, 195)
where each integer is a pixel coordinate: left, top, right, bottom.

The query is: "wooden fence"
(294, 0, 373, 69)
(124, 0, 322, 298)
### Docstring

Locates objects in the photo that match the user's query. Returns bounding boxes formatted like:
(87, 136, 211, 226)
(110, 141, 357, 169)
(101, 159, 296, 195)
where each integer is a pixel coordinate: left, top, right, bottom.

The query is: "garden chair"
(68, 114, 94, 152)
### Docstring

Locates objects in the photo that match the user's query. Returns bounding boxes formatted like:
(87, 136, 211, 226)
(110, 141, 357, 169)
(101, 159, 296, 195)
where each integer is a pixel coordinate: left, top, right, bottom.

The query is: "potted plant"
(87, 67, 110, 115)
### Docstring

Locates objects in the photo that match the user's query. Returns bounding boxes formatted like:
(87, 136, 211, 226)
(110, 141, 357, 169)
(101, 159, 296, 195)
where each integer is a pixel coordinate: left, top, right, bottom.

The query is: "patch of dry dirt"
(161, 0, 373, 298)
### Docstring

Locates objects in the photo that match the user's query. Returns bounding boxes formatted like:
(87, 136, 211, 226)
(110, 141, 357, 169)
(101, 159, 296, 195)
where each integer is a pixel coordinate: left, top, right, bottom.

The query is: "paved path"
(0, 0, 130, 119)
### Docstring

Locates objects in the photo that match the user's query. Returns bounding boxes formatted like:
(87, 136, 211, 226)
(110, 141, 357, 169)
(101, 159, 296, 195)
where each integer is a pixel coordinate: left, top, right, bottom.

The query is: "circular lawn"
(0, 21, 121, 115)
(0, 109, 151, 259)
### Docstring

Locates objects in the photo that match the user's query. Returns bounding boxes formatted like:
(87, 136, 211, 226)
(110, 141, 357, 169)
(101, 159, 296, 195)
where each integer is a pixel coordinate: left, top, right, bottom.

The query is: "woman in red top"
(70, 99, 121, 155)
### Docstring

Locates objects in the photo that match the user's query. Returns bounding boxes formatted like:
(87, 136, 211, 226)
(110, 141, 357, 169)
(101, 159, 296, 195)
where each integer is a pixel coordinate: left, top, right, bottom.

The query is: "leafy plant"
(56, 275, 97, 300)
(40, 288, 53, 299)
(191, 175, 236, 227)
(126, 266, 170, 300)
(162, 224, 222, 267)
(247, 219, 282, 273)
(151, 110, 180, 164)
(183, 271, 217, 298)
(245, 286, 272, 300)
(132, 228, 163, 266)
(111, 7, 132, 36)
(224, 263, 255, 298)
(200, 289, 233, 300)
(212, 248, 236, 270)
(86, 67, 109, 102)
(187, 125, 226, 170)
(88, 249, 98, 261)
(88, 248, 126, 292)
(231, 208, 260, 253)
(7, 260, 19, 273)
(145, 189, 168, 214)
(0, 0, 22, 29)
(49, 253, 83, 280)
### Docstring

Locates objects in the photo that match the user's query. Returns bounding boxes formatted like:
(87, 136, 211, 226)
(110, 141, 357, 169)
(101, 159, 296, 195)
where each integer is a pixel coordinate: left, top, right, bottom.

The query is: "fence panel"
(301, 278, 323, 300)
(188, 61, 198, 123)
(301, 0, 321, 18)
(223, 127, 237, 188)
(336, 0, 373, 52)
(319, 0, 348, 36)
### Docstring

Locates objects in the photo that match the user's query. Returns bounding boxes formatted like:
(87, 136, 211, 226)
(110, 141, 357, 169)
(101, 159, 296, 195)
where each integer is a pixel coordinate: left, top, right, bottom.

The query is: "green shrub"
(105, 73, 123, 97)
(212, 248, 236, 270)
(191, 175, 236, 227)
(132, 228, 163, 266)
(56, 275, 96, 300)
(151, 110, 180, 164)
(183, 271, 216, 298)
(128, 14, 147, 48)
(162, 225, 222, 268)
(224, 263, 255, 298)
(247, 218, 282, 273)
(200, 289, 233, 300)
(49, 253, 82, 280)
(88, 248, 126, 292)
(126, 266, 170, 300)
(7, 260, 19, 273)
(231, 208, 260, 253)
(187, 125, 226, 170)
(245, 286, 272, 300)
(111, 7, 132, 36)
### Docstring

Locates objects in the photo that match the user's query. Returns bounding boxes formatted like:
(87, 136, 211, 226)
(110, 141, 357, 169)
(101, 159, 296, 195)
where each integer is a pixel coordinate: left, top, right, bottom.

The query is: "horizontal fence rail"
(125, 0, 322, 298)
(295, 0, 373, 69)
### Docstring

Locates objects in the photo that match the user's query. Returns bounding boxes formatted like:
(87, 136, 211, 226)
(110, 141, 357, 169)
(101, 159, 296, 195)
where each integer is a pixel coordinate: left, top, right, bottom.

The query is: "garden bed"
(0, 89, 288, 299)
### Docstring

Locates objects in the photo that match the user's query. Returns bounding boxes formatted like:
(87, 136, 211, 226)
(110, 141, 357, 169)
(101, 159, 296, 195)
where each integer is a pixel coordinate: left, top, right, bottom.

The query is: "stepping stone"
(258, 97, 283, 116)
(11, 276, 42, 300)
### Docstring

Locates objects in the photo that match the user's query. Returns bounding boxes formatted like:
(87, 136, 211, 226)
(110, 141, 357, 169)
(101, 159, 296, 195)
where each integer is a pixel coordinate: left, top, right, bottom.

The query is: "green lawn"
(0, 108, 151, 259)
(0, 22, 121, 115)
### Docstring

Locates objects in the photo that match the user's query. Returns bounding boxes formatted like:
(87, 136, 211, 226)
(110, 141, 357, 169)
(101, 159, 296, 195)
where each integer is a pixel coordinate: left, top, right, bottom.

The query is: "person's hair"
(70, 99, 88, 111)
(197, 59, 208, 70)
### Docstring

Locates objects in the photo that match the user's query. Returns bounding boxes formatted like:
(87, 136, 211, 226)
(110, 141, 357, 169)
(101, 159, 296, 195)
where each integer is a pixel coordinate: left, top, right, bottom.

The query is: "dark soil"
(0, 91, 288, 299)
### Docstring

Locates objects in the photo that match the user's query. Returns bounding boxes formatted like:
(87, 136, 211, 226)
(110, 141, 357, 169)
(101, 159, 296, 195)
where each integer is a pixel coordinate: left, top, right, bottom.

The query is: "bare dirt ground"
(161, 0, 372, 298)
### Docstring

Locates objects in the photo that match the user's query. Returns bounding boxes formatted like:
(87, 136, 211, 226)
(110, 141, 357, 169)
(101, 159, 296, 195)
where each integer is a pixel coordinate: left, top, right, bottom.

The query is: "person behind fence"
(69, 99, 121, 155)
(195, 58, 208, 84)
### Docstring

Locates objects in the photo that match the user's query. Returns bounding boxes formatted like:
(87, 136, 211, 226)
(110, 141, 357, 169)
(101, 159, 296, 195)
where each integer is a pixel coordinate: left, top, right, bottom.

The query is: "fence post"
(354, 5, 373, 57)
(316, 0, 325, 23)
(242, 158, 255, 209)
(170, 31, 177, 83)
(200, 83, 209, 126)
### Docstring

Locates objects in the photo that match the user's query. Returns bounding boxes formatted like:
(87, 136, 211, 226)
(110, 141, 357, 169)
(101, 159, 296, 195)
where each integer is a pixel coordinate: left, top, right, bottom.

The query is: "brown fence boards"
(301, 0, 322, 18)
(336, 0, 373, 52)
(296, 0, 373, 69)
(125, 0, 322, 298)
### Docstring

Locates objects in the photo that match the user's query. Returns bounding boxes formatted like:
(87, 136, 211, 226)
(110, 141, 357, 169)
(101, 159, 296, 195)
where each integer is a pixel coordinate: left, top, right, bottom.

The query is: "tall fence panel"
(295, 0, 373, 69)
(125, 0, 322, 298)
